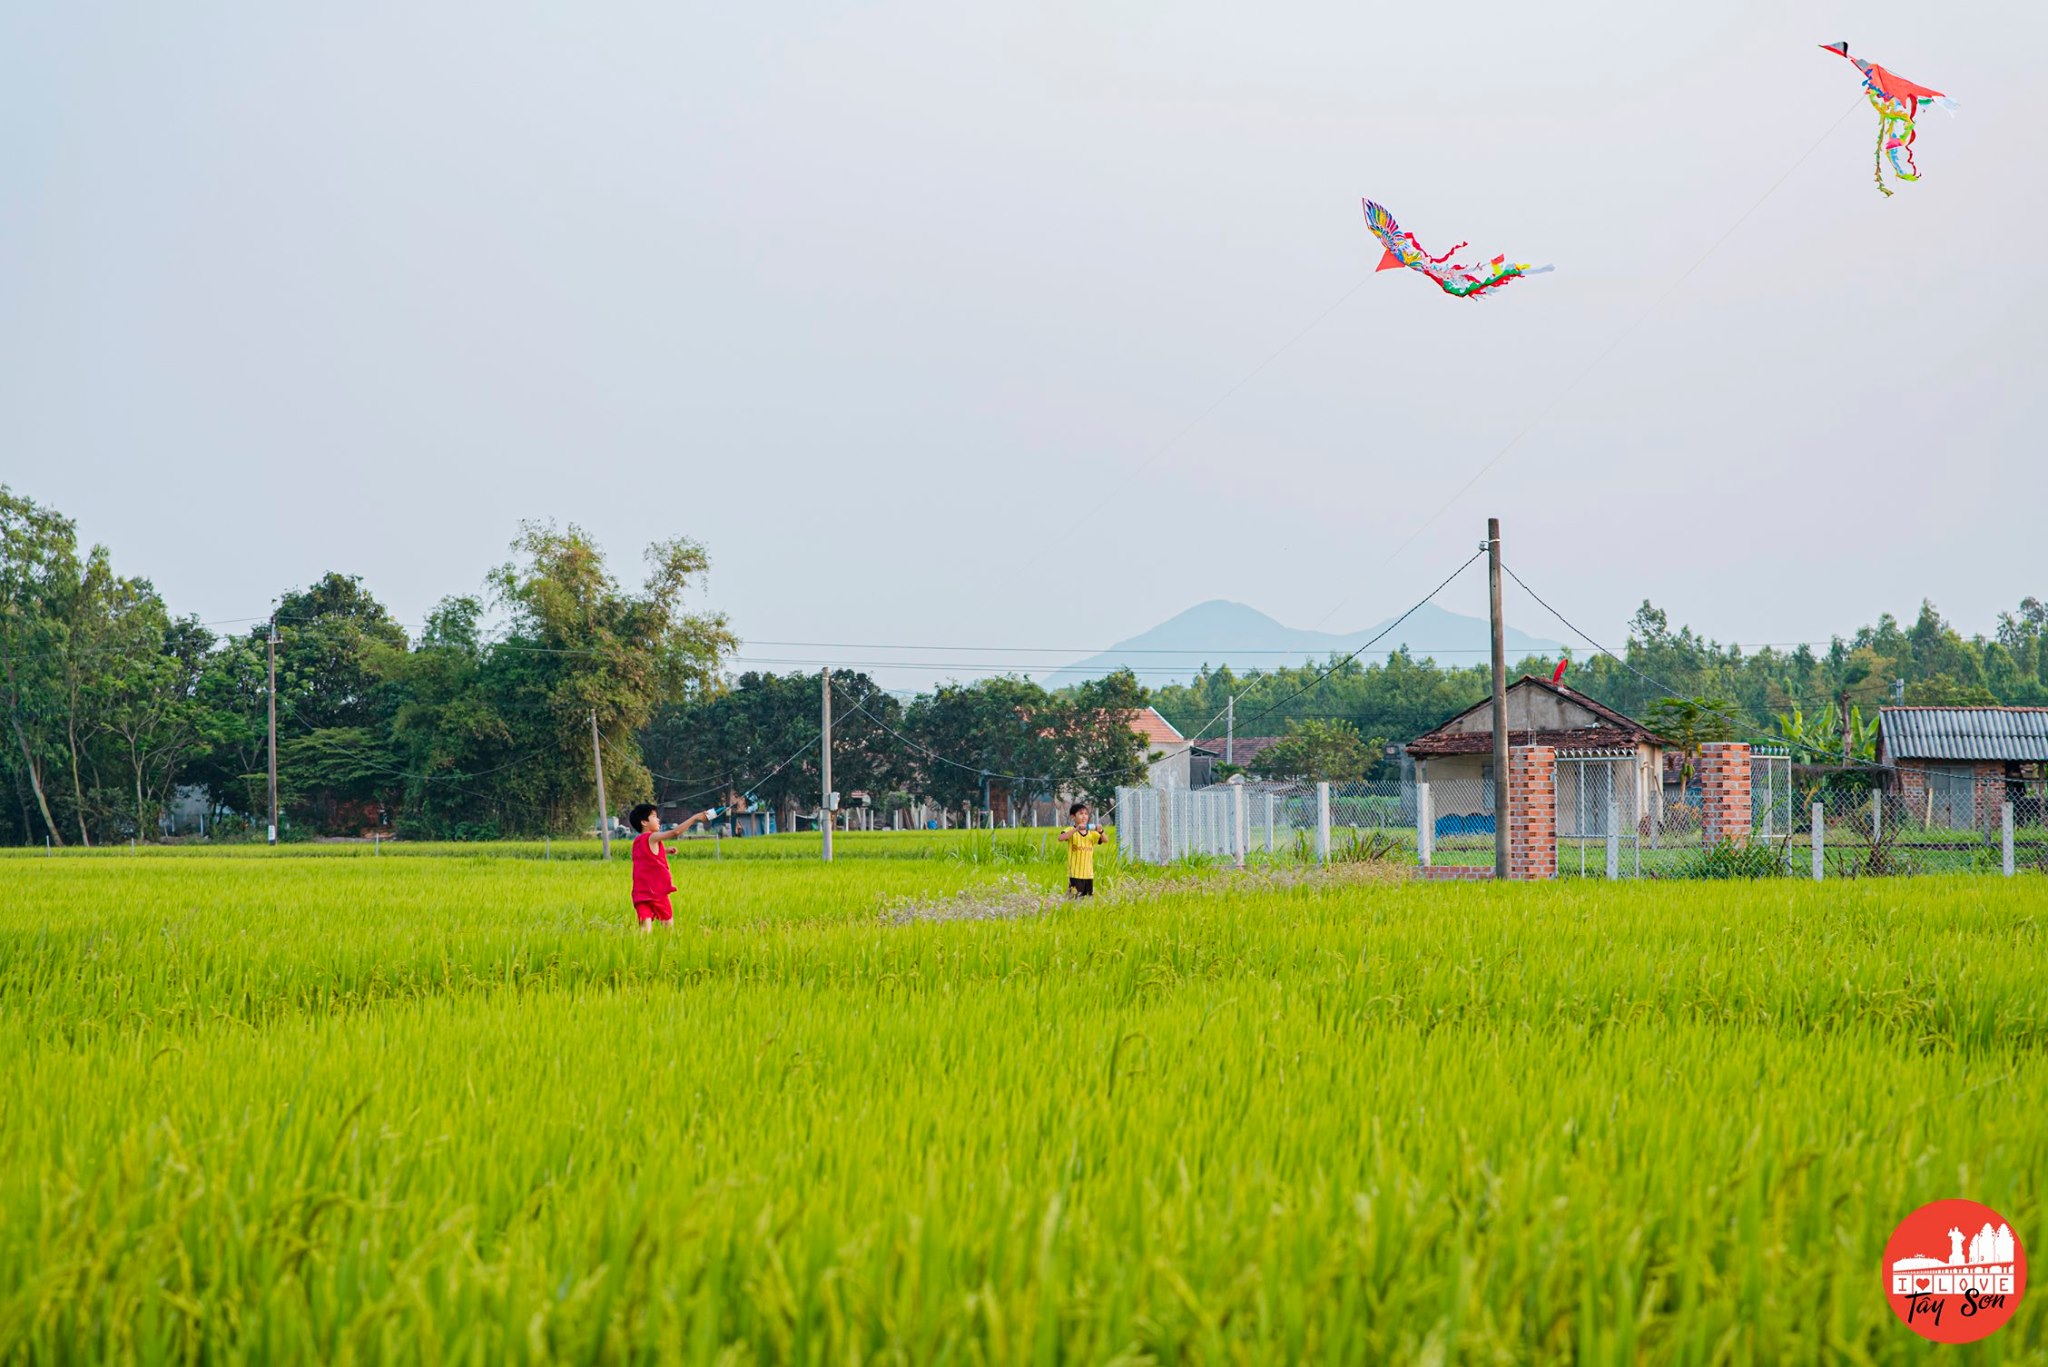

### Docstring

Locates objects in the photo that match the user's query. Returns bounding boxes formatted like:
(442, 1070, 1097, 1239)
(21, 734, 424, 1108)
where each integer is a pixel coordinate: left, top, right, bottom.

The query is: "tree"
(904, 676, 1059, 816)
(467, 524, 736, 835)
(258, 574, 410, 834)
(0, 488, 79, 844)
(51, 545, 119, 845)
(1256, 718, 1371, 783)
(1644, 696, 1737, 789)
(639, 669, 903, 832)
(187, 633, 273, 828)
(93, 583, 213, 839)
(1045, 669, 1152, 811)
(1776, 703, 1879, 764)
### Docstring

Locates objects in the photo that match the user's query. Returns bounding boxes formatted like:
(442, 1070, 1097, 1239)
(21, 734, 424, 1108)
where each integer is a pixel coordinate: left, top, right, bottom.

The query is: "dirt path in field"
(880, 860, 1408, 925)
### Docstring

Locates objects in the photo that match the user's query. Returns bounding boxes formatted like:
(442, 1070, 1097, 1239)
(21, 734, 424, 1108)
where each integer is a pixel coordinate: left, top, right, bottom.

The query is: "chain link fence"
(1789, 771, 2048, 878)
(1116, 752, 2045, 880)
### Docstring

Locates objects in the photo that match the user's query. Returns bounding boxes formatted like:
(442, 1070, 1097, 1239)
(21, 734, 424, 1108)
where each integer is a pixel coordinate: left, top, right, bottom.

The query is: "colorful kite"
(1362, 200, 1551, 300)
(1821, 42, 1955, 197)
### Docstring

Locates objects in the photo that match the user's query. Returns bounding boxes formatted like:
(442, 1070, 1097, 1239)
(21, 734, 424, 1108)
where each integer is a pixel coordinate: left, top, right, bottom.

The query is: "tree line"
(9, 479, 2043, 841)
(0, 486, 1151, 844)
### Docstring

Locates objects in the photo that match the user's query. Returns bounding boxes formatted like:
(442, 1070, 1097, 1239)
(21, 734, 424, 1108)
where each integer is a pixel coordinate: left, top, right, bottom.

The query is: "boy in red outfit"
(627, 802, 718, 930)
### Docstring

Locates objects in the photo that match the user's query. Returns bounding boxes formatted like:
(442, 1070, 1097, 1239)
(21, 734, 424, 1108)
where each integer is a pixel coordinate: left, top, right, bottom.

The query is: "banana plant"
(1776, 703, 1879, 763)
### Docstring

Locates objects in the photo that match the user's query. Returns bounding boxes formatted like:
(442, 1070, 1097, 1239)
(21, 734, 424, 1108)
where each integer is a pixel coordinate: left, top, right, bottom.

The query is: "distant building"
(1877, 706, 2048, 830)
(1405, 675, 1670, 831)
(1129, 707, 1198, 788)
(1187, 734, 1284, 787)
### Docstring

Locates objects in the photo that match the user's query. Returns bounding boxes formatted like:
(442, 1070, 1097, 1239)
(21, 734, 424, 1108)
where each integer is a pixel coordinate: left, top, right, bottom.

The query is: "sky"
(3, 0, 2042, 694)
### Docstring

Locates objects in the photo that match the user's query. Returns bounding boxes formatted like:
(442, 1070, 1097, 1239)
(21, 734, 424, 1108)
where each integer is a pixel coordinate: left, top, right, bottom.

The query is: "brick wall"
(1896, 764, 1927, 821)
(1893, 761, 2009, 833)
(1507, 745, 1557, 880)
(1975, 763, 2008, 835)
(1699, 741, 1752, 846)
(1410, 744, 1559, 881)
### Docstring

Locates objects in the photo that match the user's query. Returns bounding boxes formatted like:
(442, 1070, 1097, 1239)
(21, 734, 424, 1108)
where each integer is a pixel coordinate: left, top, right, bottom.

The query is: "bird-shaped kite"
(1820, 42, 1955, 197)
(1362, 200, 1551, 300)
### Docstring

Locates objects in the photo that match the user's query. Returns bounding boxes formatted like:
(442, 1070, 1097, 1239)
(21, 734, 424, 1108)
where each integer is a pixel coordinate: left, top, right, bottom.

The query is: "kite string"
(1311, 92, 1868, 631)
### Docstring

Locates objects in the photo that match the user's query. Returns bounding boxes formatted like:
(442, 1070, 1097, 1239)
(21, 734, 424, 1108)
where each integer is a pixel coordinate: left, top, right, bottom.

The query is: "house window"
(1481, 763, 1495, 813)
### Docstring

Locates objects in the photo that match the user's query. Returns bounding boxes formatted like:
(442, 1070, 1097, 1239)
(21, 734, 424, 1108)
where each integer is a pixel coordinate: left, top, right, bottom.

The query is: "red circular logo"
(1882, 1199, 2026, 1343)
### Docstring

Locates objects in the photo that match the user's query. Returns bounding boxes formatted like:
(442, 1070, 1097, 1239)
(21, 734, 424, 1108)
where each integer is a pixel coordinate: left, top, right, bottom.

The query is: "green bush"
(1677, 837, 1785, 879)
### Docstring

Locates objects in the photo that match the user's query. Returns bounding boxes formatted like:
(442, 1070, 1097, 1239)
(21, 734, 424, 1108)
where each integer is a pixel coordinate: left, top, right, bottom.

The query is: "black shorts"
(1068, 877, 1094, 896)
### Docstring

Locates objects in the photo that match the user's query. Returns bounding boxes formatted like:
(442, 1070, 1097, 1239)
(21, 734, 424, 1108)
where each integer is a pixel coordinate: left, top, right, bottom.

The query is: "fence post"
(1416, 780, 1433, 868)
(1606, 797, 1619, 880)
(1231, 782, 1247, 870)
(1264, 792, 1276, 854)
(1811, 802, 1825, 881)
(2003, 801, 2015, 877)
(1157, 787, 1174, 865)
(1872, 788, 1882, 845)
(1316, 782, 1331, 866)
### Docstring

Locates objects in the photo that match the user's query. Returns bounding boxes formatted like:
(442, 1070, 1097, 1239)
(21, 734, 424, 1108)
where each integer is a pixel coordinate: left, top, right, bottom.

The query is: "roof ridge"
(1880, 704, 2048, 713)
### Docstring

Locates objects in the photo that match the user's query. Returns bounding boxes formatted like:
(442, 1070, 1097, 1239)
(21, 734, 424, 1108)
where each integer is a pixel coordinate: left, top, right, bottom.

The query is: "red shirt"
(631, 832, 675, 901)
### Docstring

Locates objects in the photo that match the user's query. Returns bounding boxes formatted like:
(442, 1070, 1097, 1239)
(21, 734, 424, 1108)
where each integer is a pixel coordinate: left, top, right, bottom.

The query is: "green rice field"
(0, 835, 2042, 1363)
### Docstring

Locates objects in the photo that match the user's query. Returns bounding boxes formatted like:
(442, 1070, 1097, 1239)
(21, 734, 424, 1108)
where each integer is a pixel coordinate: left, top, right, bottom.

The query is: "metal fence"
(1791, 773, 2048, 878)
(1114, 780, 1409, 865)
(1116, 753, 2046, 880)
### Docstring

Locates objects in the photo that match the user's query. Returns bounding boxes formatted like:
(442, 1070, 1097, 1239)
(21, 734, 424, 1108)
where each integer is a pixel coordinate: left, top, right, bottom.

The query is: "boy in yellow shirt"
(1057, 801, 1107, 898)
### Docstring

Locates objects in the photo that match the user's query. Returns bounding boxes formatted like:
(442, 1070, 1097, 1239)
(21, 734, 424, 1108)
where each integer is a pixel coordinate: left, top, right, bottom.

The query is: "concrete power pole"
(1488, 517, 1509, 880)
(821, 667, 833, 862)
(590, 710, 611, 860)
(267, 618, 279, 846)
(1226, 694, 1235, 769)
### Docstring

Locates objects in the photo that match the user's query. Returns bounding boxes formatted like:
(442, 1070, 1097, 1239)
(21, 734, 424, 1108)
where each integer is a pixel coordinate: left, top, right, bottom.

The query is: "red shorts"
(635, 897, 673, 923)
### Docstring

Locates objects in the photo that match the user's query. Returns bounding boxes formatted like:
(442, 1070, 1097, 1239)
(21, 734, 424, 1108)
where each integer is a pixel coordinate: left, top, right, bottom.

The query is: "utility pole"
(590, 710, 611, 860)
(266, 618, 279, 846)
(1226, 694, 1235, 769)
(1488, 517, 1509, 881)
(820, 667, 833, 862)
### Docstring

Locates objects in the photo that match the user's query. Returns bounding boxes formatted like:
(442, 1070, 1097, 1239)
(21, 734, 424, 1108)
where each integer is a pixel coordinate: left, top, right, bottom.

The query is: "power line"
(646, 727, 823, 809)
(838, 698, 1062, 787)
(1187, 548, 1489, 745)
(1498, 561, 1962, 781)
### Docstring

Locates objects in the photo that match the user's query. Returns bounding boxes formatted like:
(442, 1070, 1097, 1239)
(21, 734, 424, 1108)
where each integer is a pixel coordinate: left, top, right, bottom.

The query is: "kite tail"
(1885, 104, 1920, 181)
(1416, 236, 1468, 266)
(1868, 89, 1898, 196)
(1439, 263, 1541, 299)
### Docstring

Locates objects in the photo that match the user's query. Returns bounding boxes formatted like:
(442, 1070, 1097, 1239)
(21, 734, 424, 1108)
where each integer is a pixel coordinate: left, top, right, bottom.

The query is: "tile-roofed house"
(1405, 675, 1672, 835)
(1405, 675, 1669, 758)
(1127, 707, 1186, 748)
(1125, 707, 1208, 789)
(995, 707, 1191, 824)
(1877, 706, 2048, 831)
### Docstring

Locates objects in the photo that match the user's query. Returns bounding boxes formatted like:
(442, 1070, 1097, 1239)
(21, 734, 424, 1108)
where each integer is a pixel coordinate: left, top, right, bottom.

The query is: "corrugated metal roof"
(1879, 707, 2048, 761)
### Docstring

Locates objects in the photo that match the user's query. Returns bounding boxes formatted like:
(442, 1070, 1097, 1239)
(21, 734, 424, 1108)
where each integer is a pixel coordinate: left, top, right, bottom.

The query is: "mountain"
(1039, 600, 1566, 691)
